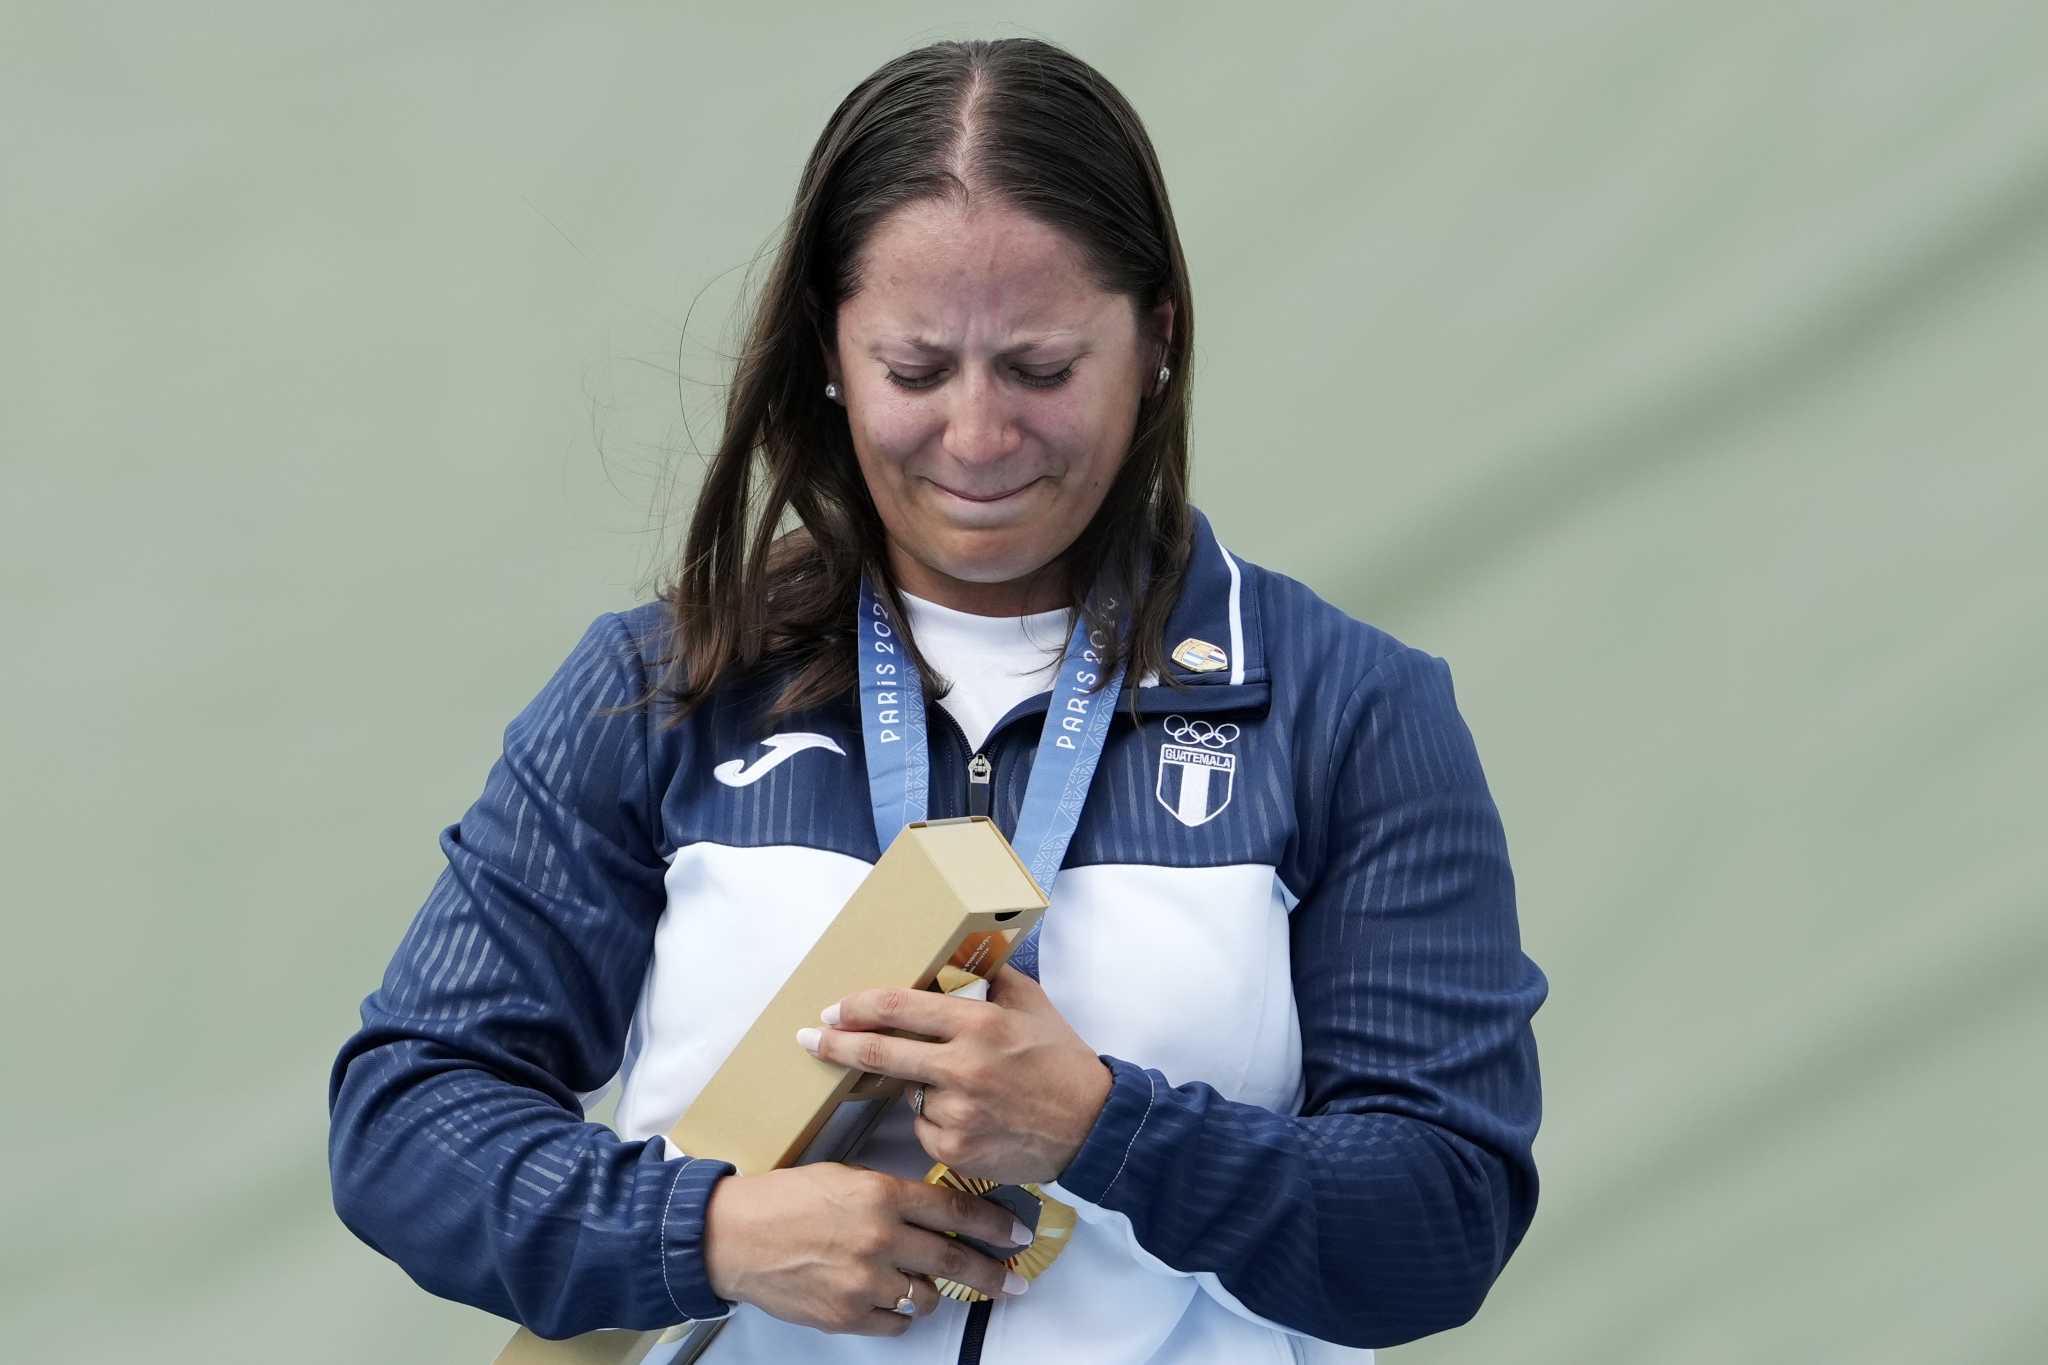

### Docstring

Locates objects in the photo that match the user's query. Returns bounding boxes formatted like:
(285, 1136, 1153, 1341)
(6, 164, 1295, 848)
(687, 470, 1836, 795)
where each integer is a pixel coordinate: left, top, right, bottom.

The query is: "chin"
(931, 548, 1048, 586)
(918, 527, 1061, 586)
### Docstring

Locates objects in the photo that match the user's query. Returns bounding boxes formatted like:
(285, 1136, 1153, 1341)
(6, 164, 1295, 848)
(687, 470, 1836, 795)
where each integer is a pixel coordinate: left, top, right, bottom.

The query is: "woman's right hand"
(701, 1163, 1030, 1336)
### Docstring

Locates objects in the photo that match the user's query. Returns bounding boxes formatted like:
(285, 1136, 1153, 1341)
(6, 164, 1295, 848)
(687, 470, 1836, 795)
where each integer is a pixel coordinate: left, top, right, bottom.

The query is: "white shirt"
(898, 588, 1070, 752)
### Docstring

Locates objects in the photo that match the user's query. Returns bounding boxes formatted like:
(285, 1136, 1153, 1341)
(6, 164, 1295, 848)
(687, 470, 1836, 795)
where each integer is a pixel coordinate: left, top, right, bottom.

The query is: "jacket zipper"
(929, 707, 1000, 1365)
(966, 751, 993, 818)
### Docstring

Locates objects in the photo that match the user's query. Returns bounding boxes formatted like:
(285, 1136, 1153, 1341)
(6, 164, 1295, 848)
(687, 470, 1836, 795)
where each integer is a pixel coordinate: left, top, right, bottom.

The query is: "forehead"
(844, 199, 1126, 341)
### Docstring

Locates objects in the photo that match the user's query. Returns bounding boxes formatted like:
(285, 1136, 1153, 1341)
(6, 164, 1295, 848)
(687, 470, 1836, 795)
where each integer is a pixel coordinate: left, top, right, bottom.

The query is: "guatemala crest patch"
(1155, 715, 1239, 827)
(1170, 637, 1228, 674)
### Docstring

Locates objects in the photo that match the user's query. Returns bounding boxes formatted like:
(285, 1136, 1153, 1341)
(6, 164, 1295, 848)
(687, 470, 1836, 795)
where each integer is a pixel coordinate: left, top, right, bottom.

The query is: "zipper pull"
(967, 752, 993, 817)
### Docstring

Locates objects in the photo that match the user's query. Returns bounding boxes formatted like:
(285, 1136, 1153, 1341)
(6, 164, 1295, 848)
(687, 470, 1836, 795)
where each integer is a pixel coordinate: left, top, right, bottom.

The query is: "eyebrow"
(870, 332, 1079, 358)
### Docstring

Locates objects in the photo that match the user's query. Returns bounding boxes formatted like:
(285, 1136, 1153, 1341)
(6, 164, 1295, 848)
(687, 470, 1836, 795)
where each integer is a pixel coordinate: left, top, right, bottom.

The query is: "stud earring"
(824, 382, 839, 400)
(1156, 365, 1170, 392)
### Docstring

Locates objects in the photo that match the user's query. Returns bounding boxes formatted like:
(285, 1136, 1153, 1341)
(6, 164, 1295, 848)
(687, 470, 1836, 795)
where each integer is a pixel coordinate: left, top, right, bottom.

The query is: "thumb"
(989, 961, 1047, 1010)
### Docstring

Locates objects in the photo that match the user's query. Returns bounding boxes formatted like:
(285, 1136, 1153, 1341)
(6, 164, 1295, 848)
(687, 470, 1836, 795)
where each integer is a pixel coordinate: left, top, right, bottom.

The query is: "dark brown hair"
(633, 36, 1195, 733)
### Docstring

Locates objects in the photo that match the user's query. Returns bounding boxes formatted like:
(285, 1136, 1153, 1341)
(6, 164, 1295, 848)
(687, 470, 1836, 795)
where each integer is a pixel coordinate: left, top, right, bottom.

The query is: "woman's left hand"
(799, 964, 1114, 1185)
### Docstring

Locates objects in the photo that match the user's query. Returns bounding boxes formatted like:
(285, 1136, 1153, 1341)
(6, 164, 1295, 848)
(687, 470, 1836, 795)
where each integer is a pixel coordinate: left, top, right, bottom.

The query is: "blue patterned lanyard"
(855, 573, 1126, 978)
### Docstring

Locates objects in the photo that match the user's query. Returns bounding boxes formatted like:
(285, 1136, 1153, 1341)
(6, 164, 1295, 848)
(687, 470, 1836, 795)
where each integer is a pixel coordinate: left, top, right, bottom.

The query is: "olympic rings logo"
(1163, 715, 1239, 749)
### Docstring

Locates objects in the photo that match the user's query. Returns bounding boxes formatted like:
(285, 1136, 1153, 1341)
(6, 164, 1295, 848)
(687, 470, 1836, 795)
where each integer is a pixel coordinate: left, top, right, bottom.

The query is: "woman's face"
(823, 199, 1172, 615)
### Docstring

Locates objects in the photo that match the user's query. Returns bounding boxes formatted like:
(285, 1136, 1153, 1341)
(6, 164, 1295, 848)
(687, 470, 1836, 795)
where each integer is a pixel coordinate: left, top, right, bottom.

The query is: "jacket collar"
(961, 505, 1270, 738)
(1124, 504, 1268, 716)
(1150, 508, 1264, 680)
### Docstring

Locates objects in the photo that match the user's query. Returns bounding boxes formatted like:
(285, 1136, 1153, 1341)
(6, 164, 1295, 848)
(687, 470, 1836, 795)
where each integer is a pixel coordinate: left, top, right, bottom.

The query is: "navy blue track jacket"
(326, 508, 1548, 1363)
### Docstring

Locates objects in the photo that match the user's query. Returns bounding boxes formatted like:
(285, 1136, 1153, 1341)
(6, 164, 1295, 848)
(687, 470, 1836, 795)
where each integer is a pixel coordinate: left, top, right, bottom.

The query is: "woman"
(327, 35, 1547, 1365)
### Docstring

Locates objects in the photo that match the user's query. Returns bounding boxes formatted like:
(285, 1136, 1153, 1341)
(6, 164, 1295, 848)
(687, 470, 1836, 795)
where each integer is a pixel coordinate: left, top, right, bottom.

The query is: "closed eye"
(885, 364, 1075, 392)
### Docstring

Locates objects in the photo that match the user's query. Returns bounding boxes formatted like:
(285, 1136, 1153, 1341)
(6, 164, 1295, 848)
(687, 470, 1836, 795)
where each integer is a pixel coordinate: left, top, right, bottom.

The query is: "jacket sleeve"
(325, 611, 737, 1338)
(1043, 645, 1547, 1350)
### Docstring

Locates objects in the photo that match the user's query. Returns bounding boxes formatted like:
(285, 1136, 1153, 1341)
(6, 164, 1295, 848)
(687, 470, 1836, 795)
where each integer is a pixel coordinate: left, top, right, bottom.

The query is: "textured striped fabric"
(325, 507, 1548, 1352)
(325, 608, 733, 1331)
(1048, 645, 1547, 1345)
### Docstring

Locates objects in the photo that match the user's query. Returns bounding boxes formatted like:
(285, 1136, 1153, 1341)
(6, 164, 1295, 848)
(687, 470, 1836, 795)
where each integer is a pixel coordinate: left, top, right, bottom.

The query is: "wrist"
(1047, 1054, 1157, 1203)
(1083, 1054, 1114, 1124)
(701, 1172, 748, 1306)
(654, 1147, 740, 1322)
(1053, 1055, 1117, 1180)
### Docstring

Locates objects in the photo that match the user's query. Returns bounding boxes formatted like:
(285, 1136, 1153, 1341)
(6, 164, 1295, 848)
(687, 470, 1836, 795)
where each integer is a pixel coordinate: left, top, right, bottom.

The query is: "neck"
(886, 545, 1070, 617)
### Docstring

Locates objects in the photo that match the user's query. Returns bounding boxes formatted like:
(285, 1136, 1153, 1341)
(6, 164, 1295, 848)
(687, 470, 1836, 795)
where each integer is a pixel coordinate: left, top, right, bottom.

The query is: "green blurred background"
(5, 3, 2044, 1361)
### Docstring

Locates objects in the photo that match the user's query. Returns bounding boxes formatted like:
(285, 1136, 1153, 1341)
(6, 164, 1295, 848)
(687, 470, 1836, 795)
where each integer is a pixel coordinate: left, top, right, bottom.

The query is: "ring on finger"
(909, 1084, 926, 1118)
(891, 1272, 921, 1316)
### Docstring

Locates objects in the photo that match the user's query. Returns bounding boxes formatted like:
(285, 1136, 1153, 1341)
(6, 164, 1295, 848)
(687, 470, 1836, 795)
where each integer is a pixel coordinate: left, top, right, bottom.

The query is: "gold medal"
(922, 1162, 1077, 1300)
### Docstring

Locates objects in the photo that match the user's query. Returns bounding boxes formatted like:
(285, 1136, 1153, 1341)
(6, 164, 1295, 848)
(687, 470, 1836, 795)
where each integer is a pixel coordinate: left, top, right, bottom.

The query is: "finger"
(891, 1223, 1021, 1303)
(880, 1270, 941, 1318)
(911, 1112, 966, 1173)
(825, 984, 982, 1040)
(990, 963, 1032, 991)
(850, 1308, 914, 1338)
(917, 1113, 970, 1170)
(987, 963, 1045, 1008)
(897, 1176, 1030, 1256)
(851, 1268, 937, 1342)
(799, 1025, 950, 1086)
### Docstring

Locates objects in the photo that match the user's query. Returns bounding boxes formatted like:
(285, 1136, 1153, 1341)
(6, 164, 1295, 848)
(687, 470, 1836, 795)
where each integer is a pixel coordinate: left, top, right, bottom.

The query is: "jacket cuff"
(654, 1137, 739, 1322)
(1049, 1054, 1159, 1205)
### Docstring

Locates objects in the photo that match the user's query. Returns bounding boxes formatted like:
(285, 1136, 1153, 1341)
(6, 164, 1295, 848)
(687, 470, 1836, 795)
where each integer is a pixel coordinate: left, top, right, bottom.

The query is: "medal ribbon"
(856, 573, 1125, 979)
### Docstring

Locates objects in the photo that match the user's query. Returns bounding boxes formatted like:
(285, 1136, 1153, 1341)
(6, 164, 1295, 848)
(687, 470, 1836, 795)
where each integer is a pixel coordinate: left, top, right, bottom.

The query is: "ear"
(1149, 296, 1175, 365)
(819, 331, 844, 401)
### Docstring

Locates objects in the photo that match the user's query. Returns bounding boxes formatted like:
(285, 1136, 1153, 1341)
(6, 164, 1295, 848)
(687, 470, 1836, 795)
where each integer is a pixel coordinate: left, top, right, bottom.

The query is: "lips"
(932, 478, 1040, 503)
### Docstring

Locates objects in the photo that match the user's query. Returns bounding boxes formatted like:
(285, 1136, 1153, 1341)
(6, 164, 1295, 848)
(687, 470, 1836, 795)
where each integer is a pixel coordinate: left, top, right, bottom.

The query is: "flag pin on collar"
(1170, 637, 1228, 674)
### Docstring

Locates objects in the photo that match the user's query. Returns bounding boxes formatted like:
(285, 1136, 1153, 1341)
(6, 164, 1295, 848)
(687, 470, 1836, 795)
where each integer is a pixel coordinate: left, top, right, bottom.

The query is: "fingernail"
(1004, 1270, 1028, 1295)
(1010, 1219, 1033, 1246)
(820, 1002, 842, 1026)
(795, 1027, 821, 1053)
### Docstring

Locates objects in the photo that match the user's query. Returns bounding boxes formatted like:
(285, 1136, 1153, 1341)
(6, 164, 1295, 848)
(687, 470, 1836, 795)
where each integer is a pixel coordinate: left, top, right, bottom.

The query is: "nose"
(941, 367, 1022, 468)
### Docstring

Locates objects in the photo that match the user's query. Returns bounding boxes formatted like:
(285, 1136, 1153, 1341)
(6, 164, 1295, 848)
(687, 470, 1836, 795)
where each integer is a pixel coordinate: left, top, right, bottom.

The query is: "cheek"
(855, 400, 941, 469)
(1062, 402, 1133, 490)
(1013, 397, 1104, 475)
(848, 427, 917, 495)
